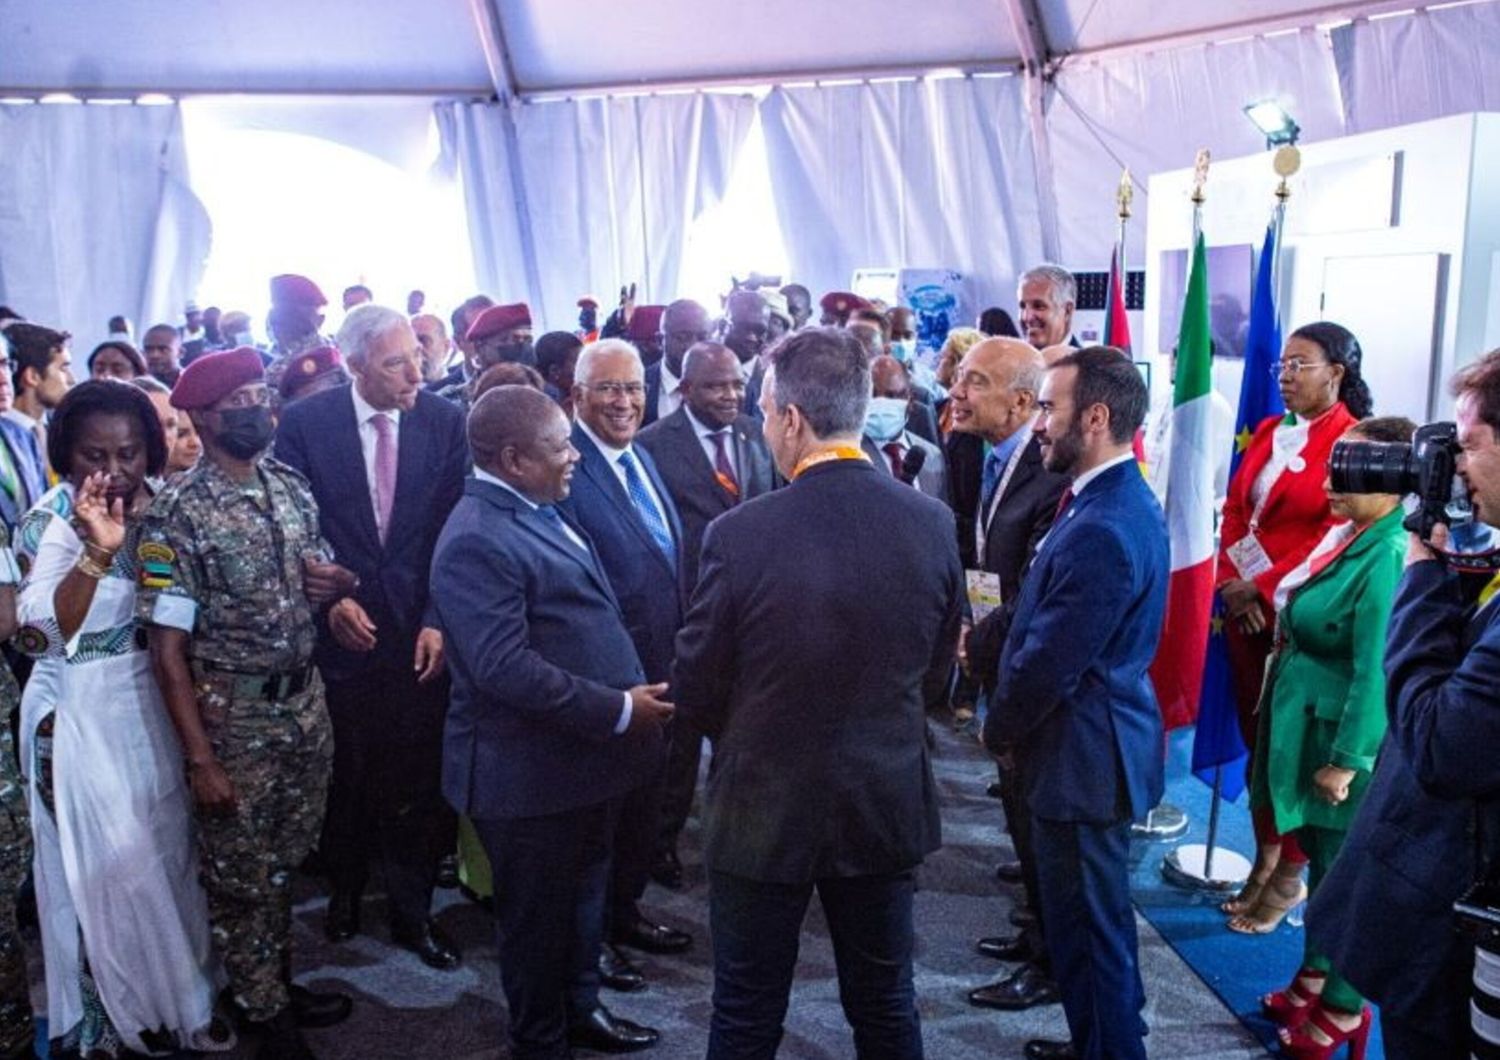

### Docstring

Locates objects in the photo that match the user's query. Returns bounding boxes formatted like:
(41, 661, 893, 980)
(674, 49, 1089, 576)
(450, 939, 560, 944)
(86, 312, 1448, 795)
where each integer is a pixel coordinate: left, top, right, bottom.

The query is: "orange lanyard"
(790, 446, 870, 481)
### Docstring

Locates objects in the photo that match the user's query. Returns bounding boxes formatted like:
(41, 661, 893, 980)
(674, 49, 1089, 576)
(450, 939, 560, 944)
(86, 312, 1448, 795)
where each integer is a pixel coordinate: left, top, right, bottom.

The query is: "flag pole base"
(1129, 802, 1190, 841)
(1161, 843, 1252, 893)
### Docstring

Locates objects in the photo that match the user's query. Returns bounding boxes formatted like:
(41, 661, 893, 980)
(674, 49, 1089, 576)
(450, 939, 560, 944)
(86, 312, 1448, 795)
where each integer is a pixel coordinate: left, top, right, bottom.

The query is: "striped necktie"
(618, 451, 676, 565)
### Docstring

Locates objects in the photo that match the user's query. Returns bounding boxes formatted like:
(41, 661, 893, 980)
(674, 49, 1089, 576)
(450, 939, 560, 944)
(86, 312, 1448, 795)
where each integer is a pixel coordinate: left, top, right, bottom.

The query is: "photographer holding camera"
(1308, 348, 1500, 1058)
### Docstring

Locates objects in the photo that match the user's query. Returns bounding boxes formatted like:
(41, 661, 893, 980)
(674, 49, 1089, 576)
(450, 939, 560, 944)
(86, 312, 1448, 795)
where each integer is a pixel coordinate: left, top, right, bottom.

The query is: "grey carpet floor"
(33, 724, 1271, 1058)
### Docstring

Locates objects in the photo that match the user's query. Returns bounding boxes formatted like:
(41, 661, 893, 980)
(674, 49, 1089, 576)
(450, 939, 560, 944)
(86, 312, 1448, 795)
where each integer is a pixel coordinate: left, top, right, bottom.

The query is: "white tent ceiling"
(0, 0, 1438, 97)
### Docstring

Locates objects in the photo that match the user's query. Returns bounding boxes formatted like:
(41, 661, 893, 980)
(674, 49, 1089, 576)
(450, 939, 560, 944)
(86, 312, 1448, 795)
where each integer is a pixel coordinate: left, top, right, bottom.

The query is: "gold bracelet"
(74, 554, 110, 580)
(81, 540, 116, 563)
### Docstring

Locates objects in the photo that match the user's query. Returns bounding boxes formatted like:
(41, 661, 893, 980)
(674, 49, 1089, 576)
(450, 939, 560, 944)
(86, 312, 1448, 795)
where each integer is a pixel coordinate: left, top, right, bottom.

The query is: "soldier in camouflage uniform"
(436, 302, 534, 417)
(135, 348, 358, 1060)
(264, 274, 332, 400)
(0, 531, 32, 1060)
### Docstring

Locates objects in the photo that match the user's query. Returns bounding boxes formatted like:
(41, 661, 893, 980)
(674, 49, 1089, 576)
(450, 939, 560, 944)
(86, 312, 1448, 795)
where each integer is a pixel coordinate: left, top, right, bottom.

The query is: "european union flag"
(1191, 219, 1285, 799)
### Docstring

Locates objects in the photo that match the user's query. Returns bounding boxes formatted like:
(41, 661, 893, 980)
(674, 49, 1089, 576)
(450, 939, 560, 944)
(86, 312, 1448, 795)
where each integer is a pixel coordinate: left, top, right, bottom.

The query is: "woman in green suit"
(1239, 416, 1414, 1059)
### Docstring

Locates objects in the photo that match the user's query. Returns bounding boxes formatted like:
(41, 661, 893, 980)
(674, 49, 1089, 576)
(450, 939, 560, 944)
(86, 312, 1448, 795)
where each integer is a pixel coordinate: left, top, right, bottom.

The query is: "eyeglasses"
(1272, 359, 1330, 378)
(586, 381, 646, 398)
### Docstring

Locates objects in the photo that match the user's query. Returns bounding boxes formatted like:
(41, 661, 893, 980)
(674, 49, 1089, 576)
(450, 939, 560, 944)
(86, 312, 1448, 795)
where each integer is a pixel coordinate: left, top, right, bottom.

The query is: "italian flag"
(1148, 233, 1215, 731)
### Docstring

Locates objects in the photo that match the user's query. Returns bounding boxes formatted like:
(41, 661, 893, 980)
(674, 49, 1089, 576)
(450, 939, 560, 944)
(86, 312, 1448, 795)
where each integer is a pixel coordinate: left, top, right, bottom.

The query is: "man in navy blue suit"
(275, 304, 469, 970)
(674, 327, 962, 1059)
(560, 338, 693, 993)
(984, 346, 1167, 1060)
(433, 385, 672, 1058)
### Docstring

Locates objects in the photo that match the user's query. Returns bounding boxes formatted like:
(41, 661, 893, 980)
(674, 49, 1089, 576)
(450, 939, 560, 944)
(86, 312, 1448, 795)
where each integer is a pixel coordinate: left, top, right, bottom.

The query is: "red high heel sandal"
(1261, 970, 1325, 1028)
(1277, 1003, 1371, 1060)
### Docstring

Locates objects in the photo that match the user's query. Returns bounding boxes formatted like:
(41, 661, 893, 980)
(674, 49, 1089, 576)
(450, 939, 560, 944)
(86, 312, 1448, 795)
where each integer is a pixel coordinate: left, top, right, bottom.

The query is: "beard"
(1041, 415, 1085, 476)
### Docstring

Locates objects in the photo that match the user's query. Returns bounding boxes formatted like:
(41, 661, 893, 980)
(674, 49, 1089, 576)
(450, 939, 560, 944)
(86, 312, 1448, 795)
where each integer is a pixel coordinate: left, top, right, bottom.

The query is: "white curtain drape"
(437, 92, 754, 330)
(1332, 5, 1500, 134)
(0, 102, 210, 350)
(759, 75, 1045, 311)
(1047, 28, 1345, 271)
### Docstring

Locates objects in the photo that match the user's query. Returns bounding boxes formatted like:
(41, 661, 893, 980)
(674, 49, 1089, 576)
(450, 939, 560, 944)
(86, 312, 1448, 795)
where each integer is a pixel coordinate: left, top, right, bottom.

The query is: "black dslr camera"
(1328, 421, 1462, 539)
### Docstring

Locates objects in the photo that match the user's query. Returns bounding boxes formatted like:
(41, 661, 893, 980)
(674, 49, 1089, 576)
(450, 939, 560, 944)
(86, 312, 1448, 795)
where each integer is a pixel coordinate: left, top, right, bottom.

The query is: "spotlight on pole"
(1243, 100, 1300, 149)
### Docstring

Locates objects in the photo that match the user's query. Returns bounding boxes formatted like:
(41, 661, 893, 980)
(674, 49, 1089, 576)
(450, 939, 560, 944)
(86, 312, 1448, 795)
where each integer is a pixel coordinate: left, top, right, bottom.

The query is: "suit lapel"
(671, 410, 732, 511)
(387, 399, 428, 547)
(470, 480, 620, 605)
(574, 425, 677, 573)
(333, 389, 382, 553)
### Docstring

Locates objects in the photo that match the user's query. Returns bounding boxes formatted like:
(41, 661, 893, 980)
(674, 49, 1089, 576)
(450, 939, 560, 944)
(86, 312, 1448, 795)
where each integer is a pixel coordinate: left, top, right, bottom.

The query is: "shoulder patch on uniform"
(138, 541, 175, 566)
(137, 541, 176, 587)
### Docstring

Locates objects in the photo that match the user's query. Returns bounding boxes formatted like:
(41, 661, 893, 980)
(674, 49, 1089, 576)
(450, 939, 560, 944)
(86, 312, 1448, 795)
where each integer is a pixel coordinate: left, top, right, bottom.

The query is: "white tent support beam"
(468, 0, 519, 103)
(1004, 0, 1063, 264)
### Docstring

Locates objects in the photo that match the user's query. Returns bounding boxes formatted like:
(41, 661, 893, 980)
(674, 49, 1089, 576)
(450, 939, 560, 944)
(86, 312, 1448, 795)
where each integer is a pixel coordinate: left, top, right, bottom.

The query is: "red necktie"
(373, 413, 397, 543)
(882, 442, 904, 477)
(711, 431, 740, 501)
(1054, 487, 1074, 521)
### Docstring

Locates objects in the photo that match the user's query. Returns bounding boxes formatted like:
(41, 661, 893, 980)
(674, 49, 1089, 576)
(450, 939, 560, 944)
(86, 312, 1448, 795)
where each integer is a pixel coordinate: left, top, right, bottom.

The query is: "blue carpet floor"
(1130, 729, 1385, 1059)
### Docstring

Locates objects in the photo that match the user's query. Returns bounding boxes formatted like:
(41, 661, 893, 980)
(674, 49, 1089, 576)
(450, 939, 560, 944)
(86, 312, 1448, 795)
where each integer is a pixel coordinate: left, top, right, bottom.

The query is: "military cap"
(278, 345, 343, 399)
(269, 273, 327, 308)
(819, 291, 870, 315)
(466, 303, 532, 344)
(625, 305, 665, 342)
(170, 347, 266, 410)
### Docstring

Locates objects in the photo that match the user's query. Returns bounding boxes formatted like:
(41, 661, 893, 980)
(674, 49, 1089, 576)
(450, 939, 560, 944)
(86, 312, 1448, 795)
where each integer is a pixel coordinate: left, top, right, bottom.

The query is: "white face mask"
(864, 396, 908, 443)
(890, 338, 917, 365)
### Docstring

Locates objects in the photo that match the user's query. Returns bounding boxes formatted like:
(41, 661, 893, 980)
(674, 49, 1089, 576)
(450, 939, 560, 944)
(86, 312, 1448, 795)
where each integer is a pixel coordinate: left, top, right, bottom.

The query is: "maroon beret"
(170, 347, 266, 410)
(466, 303, 532, 344)
(819, 291, 870, 315)
(576, 295, 599, 310)
(278, 345, 343, 399)
(269, 273, 327, 308)
(626, 305, 665, 342)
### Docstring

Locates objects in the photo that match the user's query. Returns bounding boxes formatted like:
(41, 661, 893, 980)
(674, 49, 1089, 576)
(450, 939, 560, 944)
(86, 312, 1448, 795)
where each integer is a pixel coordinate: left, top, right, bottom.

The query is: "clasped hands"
(1219, 578, 1266, 634)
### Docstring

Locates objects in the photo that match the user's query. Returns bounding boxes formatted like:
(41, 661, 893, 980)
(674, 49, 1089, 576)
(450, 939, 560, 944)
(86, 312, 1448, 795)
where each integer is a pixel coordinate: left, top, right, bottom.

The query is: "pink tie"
(373, 413, 397, 543)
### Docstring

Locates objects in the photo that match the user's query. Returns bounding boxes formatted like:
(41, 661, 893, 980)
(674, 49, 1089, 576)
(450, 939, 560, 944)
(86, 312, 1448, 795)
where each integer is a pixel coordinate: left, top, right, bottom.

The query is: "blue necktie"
(618, 451, 676, 565)
(981, 447, 1005, 510)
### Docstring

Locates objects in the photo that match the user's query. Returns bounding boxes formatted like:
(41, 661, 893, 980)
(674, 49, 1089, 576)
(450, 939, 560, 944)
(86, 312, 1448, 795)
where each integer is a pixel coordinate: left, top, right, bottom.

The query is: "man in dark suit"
(636, 341, 777, 890)
(674, 327, 962, 1058)
(275, 304, 469, 969)
(642, 299, 711, 427)
(948, 337, 1070, 1013)
(984, 347, 1167, 1060)
(433, 386, 670, 1058)
(560, 338, 693, 990)
(1308, 353, 1500, 1057)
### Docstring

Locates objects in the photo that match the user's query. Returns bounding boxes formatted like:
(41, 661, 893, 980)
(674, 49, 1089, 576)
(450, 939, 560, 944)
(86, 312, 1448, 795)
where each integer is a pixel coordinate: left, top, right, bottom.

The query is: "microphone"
(898, 446, 927, 485)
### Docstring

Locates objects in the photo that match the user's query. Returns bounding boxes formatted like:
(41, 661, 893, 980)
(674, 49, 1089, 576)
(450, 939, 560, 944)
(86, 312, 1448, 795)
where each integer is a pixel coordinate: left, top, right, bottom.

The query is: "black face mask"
(494, 341, 536, 368)
(216, 405, 275, 459)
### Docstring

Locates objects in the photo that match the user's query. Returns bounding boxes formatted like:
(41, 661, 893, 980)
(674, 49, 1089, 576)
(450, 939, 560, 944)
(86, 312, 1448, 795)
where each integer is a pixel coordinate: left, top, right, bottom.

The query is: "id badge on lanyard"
(975, 438, 1030, 560)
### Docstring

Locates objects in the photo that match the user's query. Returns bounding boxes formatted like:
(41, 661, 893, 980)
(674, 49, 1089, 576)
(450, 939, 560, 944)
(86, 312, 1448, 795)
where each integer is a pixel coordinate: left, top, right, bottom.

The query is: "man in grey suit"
(636, 341, 777, 889)
(862, 355, 947, 502)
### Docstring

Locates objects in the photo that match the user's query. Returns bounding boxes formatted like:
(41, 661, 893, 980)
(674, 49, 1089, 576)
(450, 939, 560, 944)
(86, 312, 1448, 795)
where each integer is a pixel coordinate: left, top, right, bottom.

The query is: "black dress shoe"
(391, 919, 462, 970)
(1023, 1039, 1077, 1060)
(650, 849, 685, 891)
(986, 780, 1005, 799)
(1009, 905, 1039, 929)
(289, 983, 353, 1028)
(966, 964, 1060, 1011)
(599, 945, 646, 992)
(435, 853, 460, 890)
(994, 859, 1024, 883)
(613, 919, 692, 955)
(324, 891, 360, 942)
(567, 1005, 660, 1054)
(975, 934, 1030, 961)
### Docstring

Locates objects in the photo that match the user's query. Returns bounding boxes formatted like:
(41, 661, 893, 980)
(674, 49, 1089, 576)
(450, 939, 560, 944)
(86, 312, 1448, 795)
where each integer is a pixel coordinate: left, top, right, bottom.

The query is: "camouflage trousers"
(193, 670, 332, 1023)
(0, 739, 32, 1060)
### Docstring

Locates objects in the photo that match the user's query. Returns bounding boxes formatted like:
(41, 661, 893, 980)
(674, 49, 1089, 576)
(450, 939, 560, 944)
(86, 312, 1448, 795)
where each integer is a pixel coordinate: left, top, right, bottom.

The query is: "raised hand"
(73, 471, 126, 556)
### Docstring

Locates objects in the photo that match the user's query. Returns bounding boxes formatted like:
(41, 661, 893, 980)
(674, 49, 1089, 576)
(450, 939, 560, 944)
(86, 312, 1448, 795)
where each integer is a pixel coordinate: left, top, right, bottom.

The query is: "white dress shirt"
(577, 420, 671, 530)
(350, 383, 402, 521)
(1070, 450, 1139, 497)
(684, 407, 739, 479)
(472, 467, 631, 733)
(656, 360, 685, 422)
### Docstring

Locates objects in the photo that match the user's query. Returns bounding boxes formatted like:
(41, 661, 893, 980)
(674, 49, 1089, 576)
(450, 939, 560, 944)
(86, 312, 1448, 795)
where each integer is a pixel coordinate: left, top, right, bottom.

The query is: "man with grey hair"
(275, 303, 470, 971)
(559, 337, 693, 1007)
(674, 326, 962, 1057)
(1018, 264, 1078, 351)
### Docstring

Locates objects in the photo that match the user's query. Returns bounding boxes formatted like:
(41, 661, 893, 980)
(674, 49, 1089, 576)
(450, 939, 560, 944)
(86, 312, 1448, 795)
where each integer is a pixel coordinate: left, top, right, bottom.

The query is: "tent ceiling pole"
(1005, 0, 1062, 263)
(468, 0, 518, 103)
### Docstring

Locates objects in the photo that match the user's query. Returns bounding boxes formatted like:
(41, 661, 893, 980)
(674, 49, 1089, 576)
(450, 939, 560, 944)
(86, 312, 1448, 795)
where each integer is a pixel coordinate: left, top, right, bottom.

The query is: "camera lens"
(1329, 440, 1418, 495)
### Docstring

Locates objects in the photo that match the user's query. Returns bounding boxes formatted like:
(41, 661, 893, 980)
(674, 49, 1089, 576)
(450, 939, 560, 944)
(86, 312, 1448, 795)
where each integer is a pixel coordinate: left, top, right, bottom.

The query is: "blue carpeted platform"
(1129, 729, 1385, 1058)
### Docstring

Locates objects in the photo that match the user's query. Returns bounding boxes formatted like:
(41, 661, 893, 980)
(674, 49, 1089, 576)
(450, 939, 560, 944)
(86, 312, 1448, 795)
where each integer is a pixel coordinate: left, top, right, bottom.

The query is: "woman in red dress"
(1215, 322, 1374, 933)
